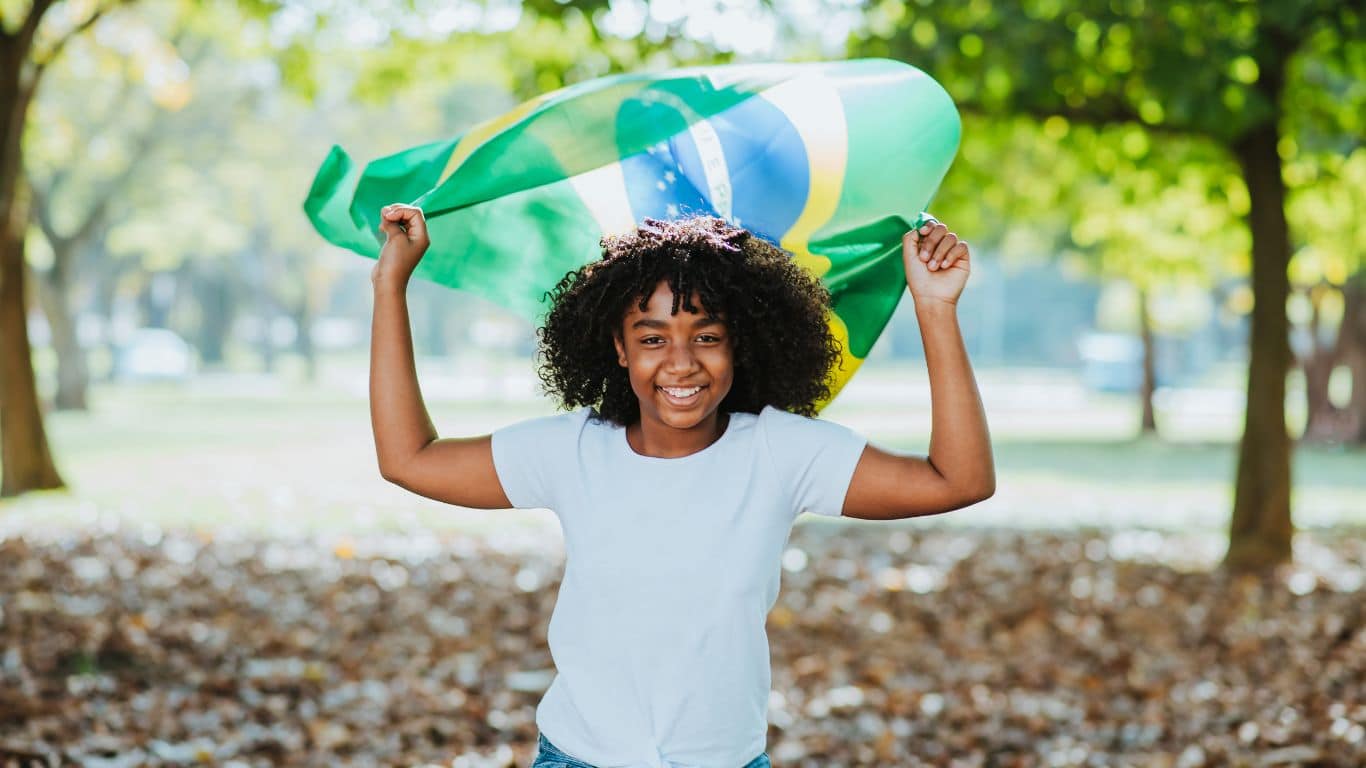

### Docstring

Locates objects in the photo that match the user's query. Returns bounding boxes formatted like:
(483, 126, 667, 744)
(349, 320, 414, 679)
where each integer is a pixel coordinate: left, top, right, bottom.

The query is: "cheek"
(625, 356, 658, 390)
(704, 347, 735, 383)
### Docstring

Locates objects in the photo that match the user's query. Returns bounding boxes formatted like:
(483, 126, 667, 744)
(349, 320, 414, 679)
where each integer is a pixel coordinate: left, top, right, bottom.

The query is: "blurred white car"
(1076, 331, 1145, 393)
(114, 328, 197, 381)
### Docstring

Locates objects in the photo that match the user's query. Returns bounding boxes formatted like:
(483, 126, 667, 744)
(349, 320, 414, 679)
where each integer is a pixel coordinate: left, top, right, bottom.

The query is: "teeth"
(661, 386, 702, 397)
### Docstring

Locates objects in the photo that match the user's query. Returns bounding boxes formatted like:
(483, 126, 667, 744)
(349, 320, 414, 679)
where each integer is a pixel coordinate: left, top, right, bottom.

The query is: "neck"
(628, 410, 729, 458)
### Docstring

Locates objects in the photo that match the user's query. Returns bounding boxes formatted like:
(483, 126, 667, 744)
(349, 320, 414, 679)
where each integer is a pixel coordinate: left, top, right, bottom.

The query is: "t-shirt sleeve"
(489, 407, 589, 509)
(759, 406, 868, 519)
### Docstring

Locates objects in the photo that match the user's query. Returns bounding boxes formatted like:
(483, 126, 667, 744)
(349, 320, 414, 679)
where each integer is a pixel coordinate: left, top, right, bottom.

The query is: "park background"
(0, 0, 1362, 766)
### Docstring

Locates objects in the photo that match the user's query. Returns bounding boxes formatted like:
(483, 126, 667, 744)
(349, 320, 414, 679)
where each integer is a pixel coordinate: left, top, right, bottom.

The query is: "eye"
(696, 334, 722, 343)
(640, 336, 664, 345)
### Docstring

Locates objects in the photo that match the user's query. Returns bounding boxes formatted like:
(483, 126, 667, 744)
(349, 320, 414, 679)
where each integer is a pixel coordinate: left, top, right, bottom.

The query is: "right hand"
(373, 204, 430, 286)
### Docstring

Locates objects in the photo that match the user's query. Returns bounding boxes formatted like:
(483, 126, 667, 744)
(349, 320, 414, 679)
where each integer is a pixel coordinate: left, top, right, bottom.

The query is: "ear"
(613, 332, 628, 367)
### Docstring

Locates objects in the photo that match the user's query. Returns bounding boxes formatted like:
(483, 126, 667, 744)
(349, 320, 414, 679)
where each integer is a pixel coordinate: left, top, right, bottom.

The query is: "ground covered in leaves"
(1, 522, 1362, 768)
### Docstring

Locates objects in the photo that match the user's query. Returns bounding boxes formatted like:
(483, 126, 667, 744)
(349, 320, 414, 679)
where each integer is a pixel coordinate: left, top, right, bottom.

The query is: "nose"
(664, 341, 699, 375)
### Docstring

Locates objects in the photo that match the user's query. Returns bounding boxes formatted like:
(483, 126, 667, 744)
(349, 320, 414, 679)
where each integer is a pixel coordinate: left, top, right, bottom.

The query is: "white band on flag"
(688, 119, 732, 222)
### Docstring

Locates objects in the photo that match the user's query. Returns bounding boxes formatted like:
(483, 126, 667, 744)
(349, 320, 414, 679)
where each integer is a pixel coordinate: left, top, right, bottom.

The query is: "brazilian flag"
(304, 58, 960, 406)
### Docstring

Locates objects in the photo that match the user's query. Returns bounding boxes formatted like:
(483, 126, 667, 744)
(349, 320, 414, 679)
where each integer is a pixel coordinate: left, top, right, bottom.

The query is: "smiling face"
(613, 279, 735, 434)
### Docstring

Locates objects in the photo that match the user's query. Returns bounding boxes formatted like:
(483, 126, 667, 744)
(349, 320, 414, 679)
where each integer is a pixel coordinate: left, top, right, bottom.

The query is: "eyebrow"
(630, 316, 724, 330)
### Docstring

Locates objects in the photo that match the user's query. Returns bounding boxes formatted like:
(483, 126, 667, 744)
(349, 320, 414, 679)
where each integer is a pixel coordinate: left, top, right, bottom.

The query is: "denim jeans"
(530, 732, 771, 768)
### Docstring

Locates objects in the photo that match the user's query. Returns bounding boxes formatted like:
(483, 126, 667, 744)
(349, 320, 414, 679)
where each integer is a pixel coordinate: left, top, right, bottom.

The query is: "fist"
(373, 204, 430, 286)
(902, 216, 970, 306)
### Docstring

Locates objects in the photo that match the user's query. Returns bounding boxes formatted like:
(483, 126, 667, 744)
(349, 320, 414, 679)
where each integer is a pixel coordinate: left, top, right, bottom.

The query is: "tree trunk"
(89, 251, 127, 382)
(290, 278, 316, 383)
(1297, 283, 1344, 443)
(0, 36, 65, 497)
(191, 259, 234, 368)
(250, 223, 276, 374)
(1137, 285, 1157, 435)
(257, 299, 276, 375)
(1224, 120, 1294, 572)
(0, 199, 65, 496)
(1341, 279, 1366, 444)
(138, 271, 174, 329)
(32, 249, 89, 411)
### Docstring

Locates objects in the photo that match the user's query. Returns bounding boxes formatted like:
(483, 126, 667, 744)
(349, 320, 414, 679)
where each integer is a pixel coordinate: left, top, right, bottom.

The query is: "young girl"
(370, 206, 994, 768)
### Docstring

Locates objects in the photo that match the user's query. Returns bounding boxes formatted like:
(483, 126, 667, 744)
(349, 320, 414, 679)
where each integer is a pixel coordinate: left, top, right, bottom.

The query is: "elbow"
(964, 459, 996, 505)
(952, 477, 995, 509)
(376, 440, 434, 486)
(968, 475, 996, 505)
(378, 458, 409, 486)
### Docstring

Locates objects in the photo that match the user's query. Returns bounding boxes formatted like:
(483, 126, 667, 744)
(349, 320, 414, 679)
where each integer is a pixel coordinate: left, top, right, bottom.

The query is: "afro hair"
(534, 215, 845, 426)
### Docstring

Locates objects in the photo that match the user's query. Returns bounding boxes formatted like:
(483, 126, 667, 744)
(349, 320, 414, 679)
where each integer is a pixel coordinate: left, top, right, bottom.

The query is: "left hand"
(903, 216, 970, 307)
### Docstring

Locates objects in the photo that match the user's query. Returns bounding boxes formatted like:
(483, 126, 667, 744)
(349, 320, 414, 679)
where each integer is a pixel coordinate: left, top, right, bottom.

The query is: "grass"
(1, 362, 1362, 537)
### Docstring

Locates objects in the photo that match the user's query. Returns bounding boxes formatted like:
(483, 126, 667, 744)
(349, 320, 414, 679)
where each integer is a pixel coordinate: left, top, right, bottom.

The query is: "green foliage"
(0, 0, 32, 33)
(848, 0, 1363, 339)
(276, 40, 317, 101)
(345, 4, 732, 106)
(1287, 147, 1366, 289)
(851, 0, 1360, 142)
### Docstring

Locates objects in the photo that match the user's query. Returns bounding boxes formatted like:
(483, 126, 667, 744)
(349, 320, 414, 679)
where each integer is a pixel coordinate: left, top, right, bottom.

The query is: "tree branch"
(33, 18, 207, 257)
(30, 0, 132, 82)
(69, 124, 162, 246)
(42, 70, 141, 205)
(15, 0, 57, 55)
(25, 174, 64, 250)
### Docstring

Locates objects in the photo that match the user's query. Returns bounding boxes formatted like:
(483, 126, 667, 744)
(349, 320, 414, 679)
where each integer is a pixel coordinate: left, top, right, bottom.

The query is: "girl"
(370, 206, 994, 768)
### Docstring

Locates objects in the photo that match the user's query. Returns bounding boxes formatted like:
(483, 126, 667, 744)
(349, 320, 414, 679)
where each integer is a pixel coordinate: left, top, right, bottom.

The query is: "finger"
(930, 232, 958, 267)
(399, 208, 427, 240)
(394, 206, 424, 227)
(380, 205, 426, 240)
(919, 224, 947, 261)
(941, 241, 969, 268)
(382, 203, 423, 221)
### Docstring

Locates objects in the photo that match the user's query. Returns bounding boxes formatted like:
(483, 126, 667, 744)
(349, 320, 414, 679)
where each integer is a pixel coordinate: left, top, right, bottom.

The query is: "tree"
(25, 27, 207, 409)
(0, 0, 120, 496)
(2, 0, 726, 497)
(929, 115, 1247, 436)
(1063, 128, 1248, 435)
(1287, 147, 1366, 443)
(849, 0, 1364, 571)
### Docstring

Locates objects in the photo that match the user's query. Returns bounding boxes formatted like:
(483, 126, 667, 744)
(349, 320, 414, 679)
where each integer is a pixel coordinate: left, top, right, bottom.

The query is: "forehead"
(623, 280, 721, 320)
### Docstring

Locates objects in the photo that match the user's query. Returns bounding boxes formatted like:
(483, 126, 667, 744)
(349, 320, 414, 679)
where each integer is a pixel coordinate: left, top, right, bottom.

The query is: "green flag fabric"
(304, 58, 961, 406)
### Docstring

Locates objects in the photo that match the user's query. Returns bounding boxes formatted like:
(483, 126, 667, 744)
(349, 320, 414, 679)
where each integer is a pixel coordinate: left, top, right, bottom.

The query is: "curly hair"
(535, 215, 844, 426)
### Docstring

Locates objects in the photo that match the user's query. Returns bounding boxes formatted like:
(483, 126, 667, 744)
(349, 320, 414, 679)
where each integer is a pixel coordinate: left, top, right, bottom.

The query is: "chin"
(642, 393, 720, 430)
(660, 409, 712, 430)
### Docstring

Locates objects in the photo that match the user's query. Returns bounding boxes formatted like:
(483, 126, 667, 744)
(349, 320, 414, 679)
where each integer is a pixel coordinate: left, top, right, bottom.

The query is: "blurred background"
(0, 1, 1362, 766)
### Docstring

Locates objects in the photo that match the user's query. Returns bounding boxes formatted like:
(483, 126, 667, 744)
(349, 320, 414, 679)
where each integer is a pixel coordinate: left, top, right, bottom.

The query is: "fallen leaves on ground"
(0, 522, 1362, 767)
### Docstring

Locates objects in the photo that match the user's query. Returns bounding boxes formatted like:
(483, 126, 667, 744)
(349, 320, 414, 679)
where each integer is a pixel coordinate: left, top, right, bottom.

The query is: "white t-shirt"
(491, 405, 868, 768)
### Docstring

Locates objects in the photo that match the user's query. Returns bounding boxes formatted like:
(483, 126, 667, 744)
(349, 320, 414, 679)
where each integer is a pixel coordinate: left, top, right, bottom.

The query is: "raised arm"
(370, 204, 512, 509)
(842, 217, 995, 520)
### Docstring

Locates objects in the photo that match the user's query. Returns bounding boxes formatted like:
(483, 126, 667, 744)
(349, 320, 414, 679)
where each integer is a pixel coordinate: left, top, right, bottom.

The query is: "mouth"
(657, 384, 706, 406)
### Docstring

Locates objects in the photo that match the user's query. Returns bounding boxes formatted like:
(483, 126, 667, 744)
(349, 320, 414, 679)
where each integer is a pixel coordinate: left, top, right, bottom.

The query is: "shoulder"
(756, 404, 841, 433)
(756, 404, 866, 452)
(757, 404, 805, 426)
(493, 405, 595, 445)
(519, 405, 595, 429)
